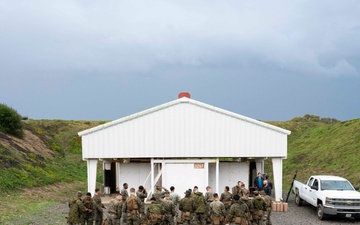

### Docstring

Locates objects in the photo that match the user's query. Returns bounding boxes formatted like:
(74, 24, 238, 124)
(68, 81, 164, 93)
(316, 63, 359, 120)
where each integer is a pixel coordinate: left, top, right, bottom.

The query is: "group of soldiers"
(67, 179, 273, 225)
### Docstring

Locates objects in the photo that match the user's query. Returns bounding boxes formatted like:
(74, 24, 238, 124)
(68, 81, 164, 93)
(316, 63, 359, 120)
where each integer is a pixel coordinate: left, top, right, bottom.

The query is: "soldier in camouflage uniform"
(226, 195, 249, 225)
(193, 186, 207, 225)
(93, 188, 106, 225)
(123, 188, 142, 225)
(251, 191, 266, 225)
(121, 183, 129, 201)
(231, 181, 243, 198)
(153, 185, 169, 201)
(260, 190, 272, 225)
(137, 185, 148, 225)
(204, 186, 214, 224)
(107, 194, 123, 225)
(81, 192, 94, 225)
(220, 186, 232, 217)
(209, 193, 226, 225)
(169, 186, 181, 223)
(179, 190, 196, 225)
(161, 191, 176, 225)
(147, 197, 166, 225)
(68, 191, 85, 225)
(240, 189, 254, 225)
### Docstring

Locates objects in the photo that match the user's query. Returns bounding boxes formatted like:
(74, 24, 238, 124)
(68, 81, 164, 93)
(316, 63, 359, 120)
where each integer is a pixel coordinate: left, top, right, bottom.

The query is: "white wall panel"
(118, 163, 151, 191)
(80, 98, 290, 159)
(209, 162, 249, 194)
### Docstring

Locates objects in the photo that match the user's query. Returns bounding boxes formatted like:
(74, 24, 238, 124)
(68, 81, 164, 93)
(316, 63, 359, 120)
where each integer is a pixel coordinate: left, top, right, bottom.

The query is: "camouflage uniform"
(121, 188, 129, 201)
(231, 186, 242, 197)
(179, 192, 196, 225)
(220, 191, 232, 216)
(251, 196, 266, 225)
(205, 190, 214, 223)
(262, 195, 272, 225)
(161, 198, 176, 225)
(209, 200, 226, 225)
(147, 200, 166, 225)
(93, 193, 105, 225)
(123, 194, 142, 225)
(240, 196, 254, 225)
(153, 187, 169, 201)
(137, 189, 148, 225)
(81, 196, 94, 225)
(193, 192, 206, 225)
(107, 197, 123, 225)
(170, 191, 181, 222)
(68, 196, 85, 225)
(226, 200, 249, 225)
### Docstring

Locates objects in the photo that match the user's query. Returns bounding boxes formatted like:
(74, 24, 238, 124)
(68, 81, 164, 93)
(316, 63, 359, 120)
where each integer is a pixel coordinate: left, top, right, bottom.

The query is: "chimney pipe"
(178, 92, 191, 99)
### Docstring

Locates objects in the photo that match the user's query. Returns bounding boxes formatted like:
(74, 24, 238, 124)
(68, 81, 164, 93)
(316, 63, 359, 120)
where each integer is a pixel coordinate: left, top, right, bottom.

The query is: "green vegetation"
(0, 103, 24, 138)
(266, 114, 360, 190)
(0, 113, 359, 222)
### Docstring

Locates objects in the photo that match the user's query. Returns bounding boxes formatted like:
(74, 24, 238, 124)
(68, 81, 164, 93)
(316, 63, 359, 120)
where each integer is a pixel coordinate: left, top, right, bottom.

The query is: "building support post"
(87, 159, 98, 195)
(116, 162, 121, 192)
(216, 158, 220, 194)
(272, 157, 283, 201)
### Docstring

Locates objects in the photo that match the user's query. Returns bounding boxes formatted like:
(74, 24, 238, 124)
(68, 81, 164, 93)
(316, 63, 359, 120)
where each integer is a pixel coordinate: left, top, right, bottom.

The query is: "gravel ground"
(3, 194, 360, 225)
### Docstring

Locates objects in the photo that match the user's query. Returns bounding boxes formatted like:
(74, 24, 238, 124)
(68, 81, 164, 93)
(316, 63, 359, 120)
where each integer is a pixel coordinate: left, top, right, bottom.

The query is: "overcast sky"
(1, 1, 360, 122)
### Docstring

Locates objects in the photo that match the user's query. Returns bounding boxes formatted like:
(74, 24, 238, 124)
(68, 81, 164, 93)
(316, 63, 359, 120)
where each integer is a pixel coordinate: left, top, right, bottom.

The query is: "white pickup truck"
(293, 175, 360, 220)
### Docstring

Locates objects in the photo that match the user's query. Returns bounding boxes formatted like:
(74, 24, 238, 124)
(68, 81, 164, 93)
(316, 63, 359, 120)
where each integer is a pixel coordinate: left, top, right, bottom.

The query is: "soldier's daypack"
(126, 196, 139, 211)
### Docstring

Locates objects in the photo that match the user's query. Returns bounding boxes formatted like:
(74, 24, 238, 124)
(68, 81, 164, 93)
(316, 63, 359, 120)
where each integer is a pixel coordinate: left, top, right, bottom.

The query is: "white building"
(78, 93, 291, 201)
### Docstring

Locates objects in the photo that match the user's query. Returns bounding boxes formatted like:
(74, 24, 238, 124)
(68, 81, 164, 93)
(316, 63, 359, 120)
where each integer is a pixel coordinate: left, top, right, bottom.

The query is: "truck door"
(307, 178, 319, 206)
(303, 177, 314, 203)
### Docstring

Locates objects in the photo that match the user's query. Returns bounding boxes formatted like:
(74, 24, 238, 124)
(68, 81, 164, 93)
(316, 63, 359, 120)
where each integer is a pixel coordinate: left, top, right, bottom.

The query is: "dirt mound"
(0, 130, 54, 159)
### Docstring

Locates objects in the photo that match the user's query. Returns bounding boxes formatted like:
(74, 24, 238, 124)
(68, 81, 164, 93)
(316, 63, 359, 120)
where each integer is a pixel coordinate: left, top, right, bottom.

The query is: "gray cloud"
(1, 0, 359, 121)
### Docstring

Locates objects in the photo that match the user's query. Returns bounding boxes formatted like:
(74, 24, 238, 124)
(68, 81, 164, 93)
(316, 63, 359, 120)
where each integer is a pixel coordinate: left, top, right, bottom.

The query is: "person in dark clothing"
(253, 172, 264, 190)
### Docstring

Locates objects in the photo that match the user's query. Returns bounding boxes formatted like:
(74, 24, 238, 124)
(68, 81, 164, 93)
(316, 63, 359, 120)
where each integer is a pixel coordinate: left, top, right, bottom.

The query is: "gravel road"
(3, 194, 360, 225)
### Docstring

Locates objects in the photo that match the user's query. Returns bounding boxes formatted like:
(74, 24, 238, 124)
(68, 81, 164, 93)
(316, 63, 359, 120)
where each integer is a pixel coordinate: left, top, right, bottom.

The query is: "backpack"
(126, 196, 139, 211)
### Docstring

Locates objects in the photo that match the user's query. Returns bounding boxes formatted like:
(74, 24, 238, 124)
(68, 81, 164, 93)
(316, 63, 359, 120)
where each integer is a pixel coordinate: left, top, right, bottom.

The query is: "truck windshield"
(320, 180, 354, 191)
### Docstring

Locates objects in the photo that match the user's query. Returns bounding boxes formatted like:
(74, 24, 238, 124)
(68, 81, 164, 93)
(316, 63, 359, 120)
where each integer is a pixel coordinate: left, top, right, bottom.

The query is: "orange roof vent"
(178, 92, 191, 99)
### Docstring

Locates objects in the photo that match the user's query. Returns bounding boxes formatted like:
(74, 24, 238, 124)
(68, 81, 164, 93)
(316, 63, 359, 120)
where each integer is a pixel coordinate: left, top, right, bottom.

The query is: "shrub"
(0, 104, 24, 138)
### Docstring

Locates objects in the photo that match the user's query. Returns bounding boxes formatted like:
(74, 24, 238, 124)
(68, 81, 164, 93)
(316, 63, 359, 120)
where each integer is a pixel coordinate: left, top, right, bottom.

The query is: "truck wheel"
(295, 193, 303, 206)
(317, 204, 326, 220)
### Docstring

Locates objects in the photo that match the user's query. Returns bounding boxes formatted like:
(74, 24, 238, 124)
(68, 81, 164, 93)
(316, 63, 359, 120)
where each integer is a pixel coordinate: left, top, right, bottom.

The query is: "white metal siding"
(209, 162, 249, 192)
(118, 163, 151, 190)
(81, 99, 289, 159)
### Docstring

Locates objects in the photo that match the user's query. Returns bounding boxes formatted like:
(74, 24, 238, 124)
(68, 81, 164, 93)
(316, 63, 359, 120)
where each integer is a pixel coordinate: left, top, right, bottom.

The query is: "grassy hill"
(0, 115, 359, 221)
(269, 116, 360, 190)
